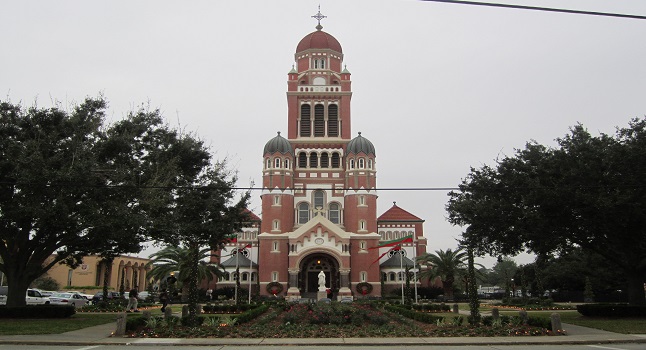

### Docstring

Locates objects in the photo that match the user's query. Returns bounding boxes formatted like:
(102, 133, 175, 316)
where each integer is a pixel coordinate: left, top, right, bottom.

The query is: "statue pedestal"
(317, 291, 327, 301)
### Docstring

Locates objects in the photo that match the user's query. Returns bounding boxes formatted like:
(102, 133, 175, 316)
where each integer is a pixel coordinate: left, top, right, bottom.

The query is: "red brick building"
(217, 14, 427, 300)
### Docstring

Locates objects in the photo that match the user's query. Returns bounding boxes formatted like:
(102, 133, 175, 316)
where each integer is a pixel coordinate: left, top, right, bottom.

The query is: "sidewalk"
(0, 320, 645, 346)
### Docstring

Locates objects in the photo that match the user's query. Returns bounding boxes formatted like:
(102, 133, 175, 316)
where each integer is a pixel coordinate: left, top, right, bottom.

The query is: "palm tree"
(147, 245, 224, 300)
(416, 248, 468, 299)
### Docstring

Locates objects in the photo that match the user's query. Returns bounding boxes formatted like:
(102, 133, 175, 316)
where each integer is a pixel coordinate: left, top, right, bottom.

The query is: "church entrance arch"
(299, 253, 338, 297)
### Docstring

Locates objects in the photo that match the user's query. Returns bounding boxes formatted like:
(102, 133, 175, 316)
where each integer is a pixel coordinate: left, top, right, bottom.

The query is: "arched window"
(359, 220, 367, 231)
(242, 273, 249, 281)
(251, 272, 257, 282)
(389, 272, 396, 281)
(360, 271, 367, 282)
(272, 220, 280, 230)
(275, 158, 281, 168)
(298, 152, 307, 168)
(328, 104, 338, 137)
(266, 158, 271, 169)
(320, 153, 329, 168)
(298, 202, 310, 224)
(349, 159, 355, 169)
(313, 190, 325, 211)
(300, 104, 311, 137)
(329, 203, 340, 224)
(284, 159, 290, 169)
(309, 152, 318, 168)
(314, 104, 325, 137)
(331, 153, 340, 168)
(272, 241, 279, 251)
(358, 158, 365, 169)
(224, 272, 231, 281)
(368, 159, 373, 169)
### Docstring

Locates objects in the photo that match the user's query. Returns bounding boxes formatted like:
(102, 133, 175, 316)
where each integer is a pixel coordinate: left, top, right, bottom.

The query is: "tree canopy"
(0, 97, 248, 307)
(416, 248, 468, 298)
(447, 118, 646, 305)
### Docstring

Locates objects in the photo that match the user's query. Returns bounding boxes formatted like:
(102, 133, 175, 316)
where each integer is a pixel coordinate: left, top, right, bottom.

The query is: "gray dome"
(346, 132, 375, 156)
(263, 132, 293, 155)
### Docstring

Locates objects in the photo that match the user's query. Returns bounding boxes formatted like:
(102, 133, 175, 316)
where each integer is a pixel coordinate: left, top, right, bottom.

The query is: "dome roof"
(296, 29, 342, 54)
(263, 132, 293, 156)
(347, 132, 375, 156)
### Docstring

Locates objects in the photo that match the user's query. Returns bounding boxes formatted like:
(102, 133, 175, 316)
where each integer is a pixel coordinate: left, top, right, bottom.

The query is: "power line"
(420, 0, 646, 20)
(1, 181, 644, 191)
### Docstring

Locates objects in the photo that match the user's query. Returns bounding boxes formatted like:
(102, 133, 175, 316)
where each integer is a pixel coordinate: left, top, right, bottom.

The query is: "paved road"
(2, 345, 646, 350)
(0, 315, 644, 348)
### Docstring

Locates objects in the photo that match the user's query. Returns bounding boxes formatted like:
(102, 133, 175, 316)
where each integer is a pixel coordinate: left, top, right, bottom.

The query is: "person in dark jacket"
(127, 288, 139, 312)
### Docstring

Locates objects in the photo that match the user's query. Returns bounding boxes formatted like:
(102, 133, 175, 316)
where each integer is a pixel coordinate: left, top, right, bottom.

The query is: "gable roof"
(220, 253, 257, 268)
(380, 252, 415, 268)
(243, 208, 261, 222)
(377, 202, 423, 222)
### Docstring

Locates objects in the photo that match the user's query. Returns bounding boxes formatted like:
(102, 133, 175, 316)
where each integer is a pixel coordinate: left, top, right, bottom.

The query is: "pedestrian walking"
(159, 290, 168, 312)
(127, 288, 139, 312)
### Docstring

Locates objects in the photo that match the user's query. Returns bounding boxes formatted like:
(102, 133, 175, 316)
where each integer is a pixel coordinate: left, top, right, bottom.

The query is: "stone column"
(338, 269, 351, 298)
(286, 269, 300, 300)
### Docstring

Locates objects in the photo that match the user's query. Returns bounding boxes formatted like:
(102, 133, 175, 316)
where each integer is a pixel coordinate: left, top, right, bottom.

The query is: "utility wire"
(420, 0, 646, 20)
(1, 181, 644, 191)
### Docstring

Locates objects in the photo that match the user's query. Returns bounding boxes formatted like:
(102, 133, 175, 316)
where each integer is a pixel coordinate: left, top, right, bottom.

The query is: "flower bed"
(125, 302, 556, 338)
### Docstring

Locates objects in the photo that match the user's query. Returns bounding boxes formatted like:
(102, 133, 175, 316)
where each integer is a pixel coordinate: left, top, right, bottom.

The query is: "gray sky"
(2, 0, 645, 268)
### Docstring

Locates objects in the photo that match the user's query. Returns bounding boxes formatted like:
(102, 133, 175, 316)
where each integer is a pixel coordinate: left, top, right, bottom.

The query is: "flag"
(237, 243, 252, 253)
(369, 235, 413, 249)
(371, 244, 402, 265)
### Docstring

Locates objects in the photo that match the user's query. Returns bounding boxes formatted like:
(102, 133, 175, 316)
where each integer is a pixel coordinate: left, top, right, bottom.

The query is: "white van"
(0, 287, 51, 305)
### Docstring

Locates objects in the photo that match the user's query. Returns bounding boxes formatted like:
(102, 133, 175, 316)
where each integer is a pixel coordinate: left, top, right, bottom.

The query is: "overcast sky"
(2, 0, 645, 268)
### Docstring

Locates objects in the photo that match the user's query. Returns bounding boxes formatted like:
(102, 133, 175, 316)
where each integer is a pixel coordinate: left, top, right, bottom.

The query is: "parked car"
(0, 287, 51, 305)
(91, 291, 123, 304)
(37, 290, 56, 297)
(64, 290, 93, 300)
(137, 291, 150, 301)
(49, 292, 90, 307)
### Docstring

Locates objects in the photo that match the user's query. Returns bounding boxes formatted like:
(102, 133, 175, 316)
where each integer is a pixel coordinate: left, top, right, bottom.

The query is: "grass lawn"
(496, 309, 646, 334)
(0, 313, 118, 335)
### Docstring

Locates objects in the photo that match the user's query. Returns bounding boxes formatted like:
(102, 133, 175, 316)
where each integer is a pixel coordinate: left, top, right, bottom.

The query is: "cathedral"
(215, 11, 427, 300)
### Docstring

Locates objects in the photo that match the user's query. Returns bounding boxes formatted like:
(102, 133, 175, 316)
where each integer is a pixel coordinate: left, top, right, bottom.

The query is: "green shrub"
(236, 304, 270, 324)
(181, 315, 205, 327)
(0, 305, 75, 318)
(577, 303, 646, 317)
(412, 303, 450, 312)
(125, 315, 148, 331)
(526, 316, 551, 329)
(384, 304, 444, 324)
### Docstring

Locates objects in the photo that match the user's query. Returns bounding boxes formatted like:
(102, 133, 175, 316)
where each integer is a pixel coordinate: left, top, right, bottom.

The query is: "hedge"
(412, 303, 451, 312)
(236, 304, 270, 324)
(201, 304, 257, 314)
(0, 305, 76, 318)
(577, 303, 646, 317)
(384, 304, 444, 324)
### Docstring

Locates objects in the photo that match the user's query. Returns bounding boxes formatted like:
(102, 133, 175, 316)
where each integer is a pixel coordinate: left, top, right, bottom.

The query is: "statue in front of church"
(318, 271, 326, 291)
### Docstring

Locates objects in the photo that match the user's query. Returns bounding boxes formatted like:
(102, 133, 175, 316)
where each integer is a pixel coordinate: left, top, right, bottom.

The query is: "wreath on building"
(355, 282, 373, 295)
(266, 282, 284, 295)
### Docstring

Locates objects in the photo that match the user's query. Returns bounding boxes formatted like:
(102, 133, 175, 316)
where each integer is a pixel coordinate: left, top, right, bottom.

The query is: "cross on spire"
(311, 5, 327, 31)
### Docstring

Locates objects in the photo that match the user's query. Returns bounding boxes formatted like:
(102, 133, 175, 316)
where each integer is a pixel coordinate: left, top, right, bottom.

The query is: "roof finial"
(312, 4, 326, 31)
(393, 201, 397, 206)
(277, 131, 281, 136)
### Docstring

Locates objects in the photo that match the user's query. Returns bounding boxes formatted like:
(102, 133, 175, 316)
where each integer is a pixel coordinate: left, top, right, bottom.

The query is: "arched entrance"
(299, 254, 338, 298)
